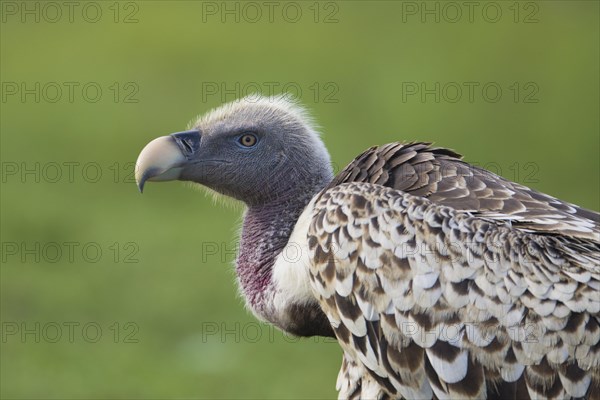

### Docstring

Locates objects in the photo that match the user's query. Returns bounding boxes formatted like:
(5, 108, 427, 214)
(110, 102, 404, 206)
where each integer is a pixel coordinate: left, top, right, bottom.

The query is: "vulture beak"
(135, 130, 201, 193)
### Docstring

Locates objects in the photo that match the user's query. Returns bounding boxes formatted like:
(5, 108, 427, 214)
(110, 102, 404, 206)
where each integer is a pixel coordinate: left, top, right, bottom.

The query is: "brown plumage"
(326, 142, 599, 240)
(310, 142, 599, 399)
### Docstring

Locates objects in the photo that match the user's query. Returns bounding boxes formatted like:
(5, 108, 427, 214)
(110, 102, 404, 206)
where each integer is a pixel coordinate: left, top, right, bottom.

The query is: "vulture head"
(135, 95, 333, 206)
(135, 95, 335, 336)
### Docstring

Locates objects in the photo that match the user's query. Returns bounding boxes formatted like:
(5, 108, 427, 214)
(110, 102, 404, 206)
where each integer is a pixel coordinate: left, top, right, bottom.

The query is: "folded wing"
(311, 143, 599, 399)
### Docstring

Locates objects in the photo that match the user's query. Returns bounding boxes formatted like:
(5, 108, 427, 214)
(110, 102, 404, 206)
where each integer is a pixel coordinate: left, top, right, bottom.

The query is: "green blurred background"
(1, 1, 598, 398)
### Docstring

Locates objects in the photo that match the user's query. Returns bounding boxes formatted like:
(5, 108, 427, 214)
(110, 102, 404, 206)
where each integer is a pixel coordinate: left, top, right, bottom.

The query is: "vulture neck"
(236, 181, 322, 318)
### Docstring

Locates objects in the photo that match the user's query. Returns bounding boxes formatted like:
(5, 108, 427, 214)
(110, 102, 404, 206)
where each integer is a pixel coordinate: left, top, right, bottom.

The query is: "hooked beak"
(135, 130, 200, 193)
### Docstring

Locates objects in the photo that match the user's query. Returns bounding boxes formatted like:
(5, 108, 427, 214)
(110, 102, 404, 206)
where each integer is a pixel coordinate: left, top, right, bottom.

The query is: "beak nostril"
(171, 130, 201, 157)
(182, 139, 193, 153)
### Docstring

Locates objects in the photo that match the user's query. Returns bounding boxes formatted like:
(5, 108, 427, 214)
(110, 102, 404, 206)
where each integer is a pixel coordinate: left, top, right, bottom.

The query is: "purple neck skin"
(236, 187, 318, 316)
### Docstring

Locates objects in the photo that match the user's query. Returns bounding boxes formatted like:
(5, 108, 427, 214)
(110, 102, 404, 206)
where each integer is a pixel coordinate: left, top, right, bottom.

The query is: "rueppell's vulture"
(135, 95, 599, 400)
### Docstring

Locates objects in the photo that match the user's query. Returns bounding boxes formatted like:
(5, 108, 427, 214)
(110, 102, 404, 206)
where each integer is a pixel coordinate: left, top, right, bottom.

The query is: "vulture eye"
(239, 133, 258, 147)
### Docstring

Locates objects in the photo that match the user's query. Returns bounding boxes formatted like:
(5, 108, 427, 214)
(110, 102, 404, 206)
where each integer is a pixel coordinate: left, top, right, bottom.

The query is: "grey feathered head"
(135, 95, 334, 205)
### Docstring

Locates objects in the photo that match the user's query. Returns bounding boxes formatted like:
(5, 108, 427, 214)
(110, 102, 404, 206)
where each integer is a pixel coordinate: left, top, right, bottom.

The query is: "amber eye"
(239, 133, 257, 147)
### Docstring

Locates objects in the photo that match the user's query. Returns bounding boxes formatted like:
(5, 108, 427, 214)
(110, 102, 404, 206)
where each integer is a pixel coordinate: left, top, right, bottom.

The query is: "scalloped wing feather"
(325, 142, 599, 241)
(310, 182, 599, 400)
